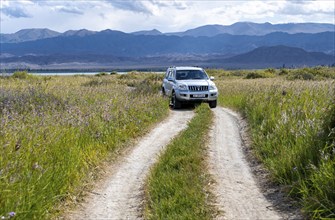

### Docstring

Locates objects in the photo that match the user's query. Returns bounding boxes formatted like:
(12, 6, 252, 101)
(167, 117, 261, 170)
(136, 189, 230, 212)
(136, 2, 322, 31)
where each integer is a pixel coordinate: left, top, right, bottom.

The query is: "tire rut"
(67, 110, 194, 220)
(208, 107, 283, 220)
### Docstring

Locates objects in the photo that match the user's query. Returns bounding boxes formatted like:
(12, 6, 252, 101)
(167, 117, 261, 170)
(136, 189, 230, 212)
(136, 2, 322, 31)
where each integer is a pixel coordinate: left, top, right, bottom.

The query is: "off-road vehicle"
(162, 66, 218, 109)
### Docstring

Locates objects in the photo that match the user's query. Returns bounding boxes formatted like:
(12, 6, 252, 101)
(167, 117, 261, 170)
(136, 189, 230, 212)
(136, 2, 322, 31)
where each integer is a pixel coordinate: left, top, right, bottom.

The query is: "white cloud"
(1, 6, 31, 18)
(106, 0, 152, 14)
(280, 0, 335, 15)
(0, 0, 334, 33)
(0, 0, 33, 18)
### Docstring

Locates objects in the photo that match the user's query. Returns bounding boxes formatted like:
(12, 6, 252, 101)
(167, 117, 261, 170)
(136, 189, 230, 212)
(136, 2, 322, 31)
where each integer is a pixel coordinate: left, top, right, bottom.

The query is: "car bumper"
(175, 90, 218, 102)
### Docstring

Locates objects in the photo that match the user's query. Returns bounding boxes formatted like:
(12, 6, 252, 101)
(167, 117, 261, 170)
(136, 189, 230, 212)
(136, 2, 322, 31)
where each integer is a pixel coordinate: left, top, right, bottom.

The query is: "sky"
(0, 0, 334, 34)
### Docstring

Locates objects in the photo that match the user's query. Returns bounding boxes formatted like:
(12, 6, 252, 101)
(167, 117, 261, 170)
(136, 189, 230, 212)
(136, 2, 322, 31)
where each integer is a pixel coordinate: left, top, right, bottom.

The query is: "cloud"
(1, 7, 31, 18)
(57, 6, 84, 15)
(104, 0, 188, 15)
(0, 0, 333, 34)
(287, 0, 313, 4)
(279, 0, 335, 16)
(0, 0, 32, 18)
(105, 0, 152, 14)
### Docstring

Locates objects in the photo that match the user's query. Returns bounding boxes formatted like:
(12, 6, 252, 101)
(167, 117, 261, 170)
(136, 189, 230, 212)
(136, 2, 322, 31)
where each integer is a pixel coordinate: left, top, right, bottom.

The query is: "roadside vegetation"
(210, 66, 335, 218)
(1, 67, 334, 219)
(0, 72, 168, 219)
(145, 104, 215, 219)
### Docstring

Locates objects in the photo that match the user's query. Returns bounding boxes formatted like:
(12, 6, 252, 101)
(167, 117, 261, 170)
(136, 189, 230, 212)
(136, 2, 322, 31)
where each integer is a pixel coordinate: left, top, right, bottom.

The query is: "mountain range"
(1, 22, 334, 70)
(1, 22, 334, 43)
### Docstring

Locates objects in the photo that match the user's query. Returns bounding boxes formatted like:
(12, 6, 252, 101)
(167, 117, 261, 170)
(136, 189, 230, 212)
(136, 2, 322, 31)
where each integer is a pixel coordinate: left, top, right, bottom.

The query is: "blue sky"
(1, 0, 334, 34)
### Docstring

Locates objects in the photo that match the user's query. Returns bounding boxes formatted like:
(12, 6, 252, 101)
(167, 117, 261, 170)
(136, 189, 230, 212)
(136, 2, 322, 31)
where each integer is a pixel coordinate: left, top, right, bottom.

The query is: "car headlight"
(209, 84, 217, 90)
(178, 84, 188, 90)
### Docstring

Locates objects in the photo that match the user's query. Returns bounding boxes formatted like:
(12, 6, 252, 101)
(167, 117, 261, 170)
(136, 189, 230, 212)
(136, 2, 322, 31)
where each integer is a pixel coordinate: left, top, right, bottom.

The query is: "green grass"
(0, 73, 168, 219)
(145, 104, 215, 220)
(215, 73, 335, 218)
(207, 66, 335, 80)
(2, 67, 334, 219)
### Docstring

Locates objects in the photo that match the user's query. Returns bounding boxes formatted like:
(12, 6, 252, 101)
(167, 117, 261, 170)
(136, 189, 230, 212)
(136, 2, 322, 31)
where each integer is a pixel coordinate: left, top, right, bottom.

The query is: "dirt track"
(67, 110, 194, 219)
(208, 108, 283, 219)
(67, 107, 298, 219)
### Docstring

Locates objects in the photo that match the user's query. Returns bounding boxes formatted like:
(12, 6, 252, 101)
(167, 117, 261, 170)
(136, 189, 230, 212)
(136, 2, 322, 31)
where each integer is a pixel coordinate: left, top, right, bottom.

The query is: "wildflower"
(8, 212, 15, 218)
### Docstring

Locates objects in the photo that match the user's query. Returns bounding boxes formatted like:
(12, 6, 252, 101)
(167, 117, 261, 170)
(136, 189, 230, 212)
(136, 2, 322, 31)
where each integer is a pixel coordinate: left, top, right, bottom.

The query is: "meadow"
(1, 67, 334, 219)
(208, 66, 335, 218)
(0, 72, 168, 219)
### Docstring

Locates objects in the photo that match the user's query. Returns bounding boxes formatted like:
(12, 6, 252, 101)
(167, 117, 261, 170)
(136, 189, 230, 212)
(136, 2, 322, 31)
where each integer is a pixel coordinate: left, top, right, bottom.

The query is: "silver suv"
(162, 66, 218, 109)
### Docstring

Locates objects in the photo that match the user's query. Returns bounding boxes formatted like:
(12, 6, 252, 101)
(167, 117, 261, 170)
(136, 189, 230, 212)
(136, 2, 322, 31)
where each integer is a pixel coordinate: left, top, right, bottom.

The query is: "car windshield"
(175, 70, 208, 80)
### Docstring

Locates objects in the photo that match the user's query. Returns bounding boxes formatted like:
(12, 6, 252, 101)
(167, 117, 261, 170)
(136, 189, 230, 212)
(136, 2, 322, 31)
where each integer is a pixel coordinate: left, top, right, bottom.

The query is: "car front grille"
(188, 85, 208, 91)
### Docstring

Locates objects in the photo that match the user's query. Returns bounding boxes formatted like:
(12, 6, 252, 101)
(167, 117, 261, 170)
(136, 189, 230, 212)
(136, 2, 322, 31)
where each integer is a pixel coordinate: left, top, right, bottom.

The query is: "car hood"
(177, 79, 214, 86)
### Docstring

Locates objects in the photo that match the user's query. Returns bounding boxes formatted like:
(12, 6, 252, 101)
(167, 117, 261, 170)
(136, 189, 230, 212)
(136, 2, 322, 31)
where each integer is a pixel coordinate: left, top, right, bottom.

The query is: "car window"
(165, 69, 171, 79)
(176, 70, 208, 80)
(165, 69, 172, 79)
(171, 70, 175, 79)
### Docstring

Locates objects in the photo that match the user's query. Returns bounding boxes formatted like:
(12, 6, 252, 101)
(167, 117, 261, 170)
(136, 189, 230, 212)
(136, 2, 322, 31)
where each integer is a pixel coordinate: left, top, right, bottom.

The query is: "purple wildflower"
(8, 212, 15, 218)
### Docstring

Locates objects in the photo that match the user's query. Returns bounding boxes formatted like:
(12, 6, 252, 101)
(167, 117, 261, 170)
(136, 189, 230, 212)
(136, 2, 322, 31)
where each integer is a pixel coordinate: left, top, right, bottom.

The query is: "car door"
(163, 69, 174, 96)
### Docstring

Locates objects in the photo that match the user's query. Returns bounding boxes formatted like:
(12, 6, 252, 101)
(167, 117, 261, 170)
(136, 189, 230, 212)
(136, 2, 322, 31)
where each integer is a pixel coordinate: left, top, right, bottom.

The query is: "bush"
(244, 72, 266, 79)
(95, 72, 108, 77)
(287, 70, 315, 80)
(279, 68, 289, 75)
(11, 71, 31, 79)
(265, 68, 276, 74)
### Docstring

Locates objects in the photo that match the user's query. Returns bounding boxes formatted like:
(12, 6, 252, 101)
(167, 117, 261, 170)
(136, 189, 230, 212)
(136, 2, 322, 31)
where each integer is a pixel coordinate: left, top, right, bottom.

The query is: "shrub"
(287, 69, 315, 80)
(244, 72, 265, 79)
(11, 71, 31, 79)
(95, 72, 108, 76)
(265, 68, 276, 74)
(279, 68, 289, 75)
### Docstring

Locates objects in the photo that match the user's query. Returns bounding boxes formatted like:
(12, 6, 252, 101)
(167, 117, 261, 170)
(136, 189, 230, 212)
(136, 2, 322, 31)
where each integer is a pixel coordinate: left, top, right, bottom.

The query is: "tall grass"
(207, 66, 335, 80)
(215, 74, 335, 218)
(0, 73, 168, 219)
(145, 104, 215, 219)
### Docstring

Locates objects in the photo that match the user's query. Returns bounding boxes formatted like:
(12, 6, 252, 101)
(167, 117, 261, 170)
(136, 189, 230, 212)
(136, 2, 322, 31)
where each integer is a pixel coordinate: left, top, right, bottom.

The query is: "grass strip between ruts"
(144, 104, 215, 220)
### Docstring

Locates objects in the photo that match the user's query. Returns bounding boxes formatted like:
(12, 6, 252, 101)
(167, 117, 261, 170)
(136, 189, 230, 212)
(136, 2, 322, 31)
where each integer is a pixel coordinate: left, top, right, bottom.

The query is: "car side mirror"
(210, 76, 215, 80)
(168, 77, 174, 82)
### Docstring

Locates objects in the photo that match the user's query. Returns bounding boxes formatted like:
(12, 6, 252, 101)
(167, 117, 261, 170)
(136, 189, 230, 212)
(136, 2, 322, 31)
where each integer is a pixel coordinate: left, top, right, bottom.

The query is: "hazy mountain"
(131, 29, 162, 35)
(1, 22, 334, 43)
(1, 22, 334, 70)
(1, 31, 333, 57)
(169, 22, 335, 37)
(1, 46, 333, 70)
(0, 28, 61, 43)
(62, 29, 97, 37)
(220, 45, 335, 68)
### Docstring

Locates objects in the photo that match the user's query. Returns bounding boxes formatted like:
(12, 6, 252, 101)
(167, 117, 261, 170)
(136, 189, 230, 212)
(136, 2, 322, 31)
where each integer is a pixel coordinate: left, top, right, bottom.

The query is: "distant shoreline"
(0, 67, 168, 74)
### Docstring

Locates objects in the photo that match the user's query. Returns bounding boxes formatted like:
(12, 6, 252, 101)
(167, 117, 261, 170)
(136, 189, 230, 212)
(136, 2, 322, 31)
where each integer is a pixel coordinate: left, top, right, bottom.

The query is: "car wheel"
(209, 100, 217, 108)
(170, 91, 181, 109)
(161, 87, 166, 96)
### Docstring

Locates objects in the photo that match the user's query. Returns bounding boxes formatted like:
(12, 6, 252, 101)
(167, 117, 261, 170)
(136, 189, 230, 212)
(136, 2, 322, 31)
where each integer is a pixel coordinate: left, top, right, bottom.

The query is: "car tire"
(171, 91, 181, 109)
(209, 100, 217, 108)
(161, 87, 166, 96)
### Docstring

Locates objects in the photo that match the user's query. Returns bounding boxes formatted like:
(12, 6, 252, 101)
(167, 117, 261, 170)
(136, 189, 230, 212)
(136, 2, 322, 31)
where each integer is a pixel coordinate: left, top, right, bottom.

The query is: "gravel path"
(66, 106, 299, 220)
(208, 107, 283, 220)
(67, 110, 194, 220)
